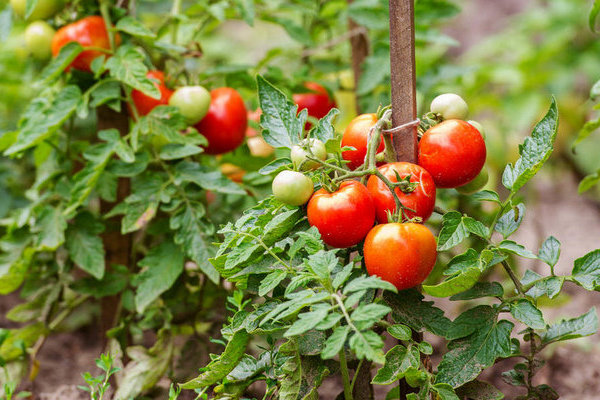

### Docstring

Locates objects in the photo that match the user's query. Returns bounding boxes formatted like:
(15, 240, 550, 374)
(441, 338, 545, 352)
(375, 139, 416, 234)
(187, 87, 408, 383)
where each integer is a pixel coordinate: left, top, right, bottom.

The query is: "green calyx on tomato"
(25, 21, 55, 60)
(290, 138, 327, 171)
(455, 166, 489, 195)
(11, 0, 62, 20)
(430, 93, 469, 120)
(169, 85, 211, 125)
(366, 162, 436, 224)
(272, 170, 313, 206)
(364, 222, 437, 291)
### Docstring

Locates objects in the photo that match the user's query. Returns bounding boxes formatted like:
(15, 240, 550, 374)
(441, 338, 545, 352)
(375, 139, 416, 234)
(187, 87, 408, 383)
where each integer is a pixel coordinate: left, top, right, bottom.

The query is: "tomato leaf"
(502, 98, 558, 193)
(571, 249, 600, 290)
(174, 161, 245, 195)
(494, 203, 525, 239)
(384, 290, 453, 339)
(134, 241, 184, 313)
(181, 330, 249, 389)
(66, 212, 106, 279)
(540, 308, 598, 345)
(497, 240, 537, 259)
(321, 325, 350, 360)
(24, 0, 39, 20)
(257, 75, 303, 149)
(105, 45, 160, 99)
(521, 270, 563, 299)
(538, 236, 560, 268)
(437, 306, 514, 388)
(33, 206, 66, 251)
(437, 211, 469, 251)
(455, 380, 504, 400)
(449, 282, 504, 301)
(510, 299, 546, 330)
(372, 344, 420, 385)
(116, 16, 156, 38)
(423, 267, 481, 298)
(37, 42, 83, 86)
(431, 383, 460, 400)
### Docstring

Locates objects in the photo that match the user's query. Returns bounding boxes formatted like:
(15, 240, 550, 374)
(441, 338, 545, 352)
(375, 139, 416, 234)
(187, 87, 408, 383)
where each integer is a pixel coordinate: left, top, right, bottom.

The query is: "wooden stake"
(389, 0, 418, 163)
(348, 0, 369, 114)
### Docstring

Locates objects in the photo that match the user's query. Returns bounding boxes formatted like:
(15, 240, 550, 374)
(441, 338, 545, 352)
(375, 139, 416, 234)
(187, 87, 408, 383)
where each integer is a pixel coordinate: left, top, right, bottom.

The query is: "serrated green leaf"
(437, 306, 513, 387)
(259, 270, 287, 296)
(159, 144, 203, 160)
(497, 240, 537, 259)
(258, 157, 292, 175)
(257, 76, 303, 148)
(437, 211, 469, 251)
(170, 202, 219, 283)
(351, 303, 391, 330)
(494, 203, 525, 239)
(371, 345, 419, 385)
(116, 16, 156, 38)
(105, 45, 159, 98)
(538, 236, 560, 268)
(332, 262, 354, 290)
(541, 308, 598, 344)
(285, 307, 330, 337)
(522, 270, 563, 300)
(387, 325, 412, 341)
(174, 161, 245, 195)
(343, 275, 397, 294)
(432, 383, 460, 400)
(423, 266, 481, 298)
(471, 190, 501, 204)
(321, 325, 350, 359)
(135, 241, 184, 313)
(6, 86, 81, 155)
(578, 169, 600, 193)
(66, 212, 105, 279)
(462, 217, 489, 238)
(349, 330, 384, 363)
(34, 206, 66, 251)
(181, 330, 249, 389)
(510, 299, 545, 330)
(455, 380, 504, 400)
(384, 290, 453, 339)
(37, 42, 83, 85)
(450, 282, 504, 301)
(571, 249, 600, 290)
(502, 98, 558, 193)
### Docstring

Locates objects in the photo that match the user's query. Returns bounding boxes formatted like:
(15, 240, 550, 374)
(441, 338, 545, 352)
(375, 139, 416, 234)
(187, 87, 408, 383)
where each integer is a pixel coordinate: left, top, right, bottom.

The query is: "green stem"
(501, 260, 525, 295)
(339, 348, 353, 400)
(170, 0, 182, 44)
(487, 193, 514, 241)
(99, 1, 116, 51)
(350, 358, 364, 394)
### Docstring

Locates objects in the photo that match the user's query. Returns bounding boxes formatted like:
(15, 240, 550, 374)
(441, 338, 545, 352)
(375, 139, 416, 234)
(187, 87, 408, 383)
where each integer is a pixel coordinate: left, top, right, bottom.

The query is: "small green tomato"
(10, 0, 62, 20)
(290, 138, 327, 170)
(25, 21, 55, 60)
(467, 120, 486, 140)
(430, 93, 468, 120)
(456, 166, 489, 195)
(272, 170, 313, 206)
(168, 85, 211, 125)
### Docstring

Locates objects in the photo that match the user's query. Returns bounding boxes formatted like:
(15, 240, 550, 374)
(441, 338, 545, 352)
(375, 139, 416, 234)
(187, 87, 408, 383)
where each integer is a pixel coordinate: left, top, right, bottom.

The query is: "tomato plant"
(24, 21, 55, 60)
(341, 113, 385, 170)
(272, 170, 313, 206)
(131, 70, 173, 116)
(168, 85, 211, 125)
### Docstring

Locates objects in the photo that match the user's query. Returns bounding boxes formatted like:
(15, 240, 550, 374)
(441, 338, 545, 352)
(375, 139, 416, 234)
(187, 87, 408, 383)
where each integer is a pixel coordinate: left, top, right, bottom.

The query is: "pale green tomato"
(168, 86, 211, 125)
(467, 120, 486, 140)
(272, 170, 313, 206)
(290, 138, 327, 170)
(11, 0, 62, 20)
(430, 93, 468, 120)
(456, 166, 489, 195)
(25, 21, 55, 60)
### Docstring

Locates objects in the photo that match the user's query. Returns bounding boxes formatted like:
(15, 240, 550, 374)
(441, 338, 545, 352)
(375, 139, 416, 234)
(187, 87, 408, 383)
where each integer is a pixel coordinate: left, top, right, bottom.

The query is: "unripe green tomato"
(272, 170, 313, 206)
(290, 138, 327, 170)
(467, 120, 486, 140)
(456, 166, 489, 195)
(168, 86, 211, 125)
(25, 21, 55, 60)
(430, 93, 468, 120)
(10, 0, 62, 20)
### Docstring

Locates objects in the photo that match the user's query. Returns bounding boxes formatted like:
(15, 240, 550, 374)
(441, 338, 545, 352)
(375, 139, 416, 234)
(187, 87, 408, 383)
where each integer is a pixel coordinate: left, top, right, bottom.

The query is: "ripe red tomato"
(307, 180, 375, 248)
(195, 88, 248, 155)
(341, 114, 385, 170)
(364, 223, 437, 290)
(131, 70, 173, 117)
(293, 82, 336, 122)
(51, 16, 121, 72)
(367, 162, 436, 224)
(418, 119, 486, 188)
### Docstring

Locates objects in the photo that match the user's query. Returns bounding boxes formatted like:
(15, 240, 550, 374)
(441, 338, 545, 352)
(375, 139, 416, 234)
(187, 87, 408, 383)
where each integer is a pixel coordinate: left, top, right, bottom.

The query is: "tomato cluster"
(271, 93, 487, 291)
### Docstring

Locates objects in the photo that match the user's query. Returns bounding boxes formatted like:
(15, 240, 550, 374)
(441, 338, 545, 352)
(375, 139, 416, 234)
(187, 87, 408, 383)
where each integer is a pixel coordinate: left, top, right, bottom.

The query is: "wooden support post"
(389, 0, 418, 163)
(389, 2, 421, 398)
